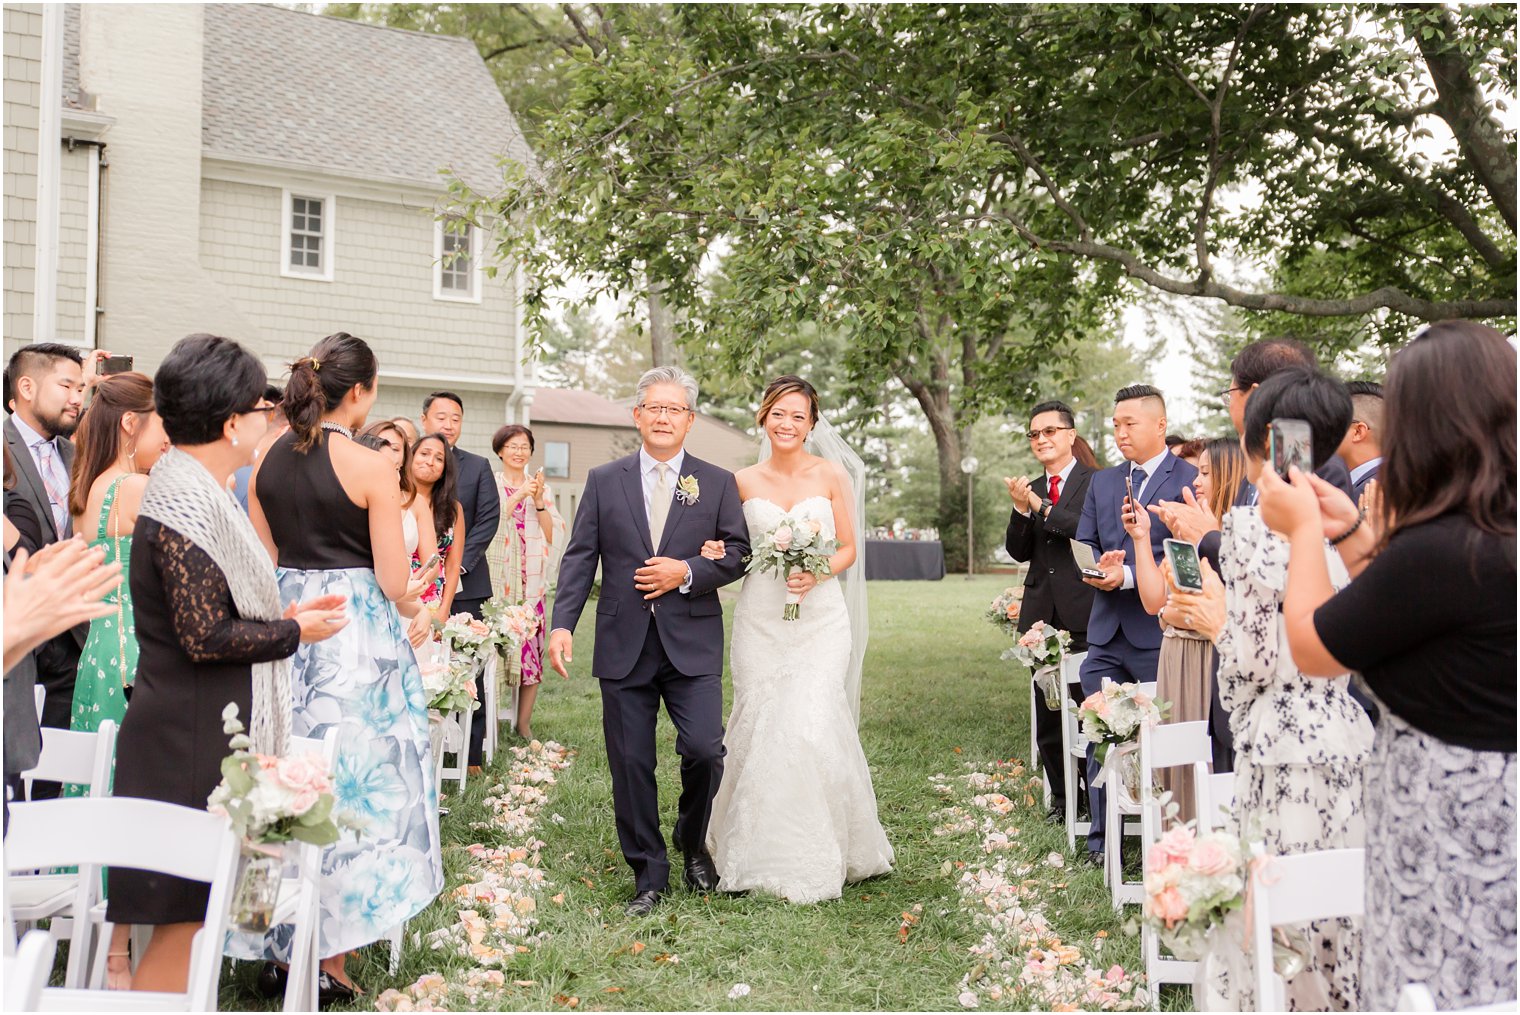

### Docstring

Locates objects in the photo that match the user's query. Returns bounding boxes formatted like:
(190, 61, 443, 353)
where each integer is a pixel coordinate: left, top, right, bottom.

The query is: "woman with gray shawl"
(107, 334, 347, 994)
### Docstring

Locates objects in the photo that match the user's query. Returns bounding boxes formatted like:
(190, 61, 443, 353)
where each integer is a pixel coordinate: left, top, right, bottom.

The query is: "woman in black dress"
(1260, 320, 1517, 1010)
(107, 334, 347, 994)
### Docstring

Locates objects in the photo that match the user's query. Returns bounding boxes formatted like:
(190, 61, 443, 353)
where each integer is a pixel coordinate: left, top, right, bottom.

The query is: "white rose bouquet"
(745, 514, 838, 620)
(1004, 620, 1071, 709)
(420, 655, 480, 714)
(205, 704, 345, 847)
(1076, 678, 1167, 765)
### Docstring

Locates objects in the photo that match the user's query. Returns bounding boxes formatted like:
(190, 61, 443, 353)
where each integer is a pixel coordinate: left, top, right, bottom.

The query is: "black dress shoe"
(1045, 805, 1064, 825)
(683, 850, 719, 892)
(1086, 850, 1105, 868)
(255, 961, 287, 999)
(317, 971, 358, 1007)
(625, 889, 664, 916)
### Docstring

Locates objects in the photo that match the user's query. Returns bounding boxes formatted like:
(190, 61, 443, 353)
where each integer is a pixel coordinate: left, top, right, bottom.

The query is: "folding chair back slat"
(1251, 847, 1365, 1010)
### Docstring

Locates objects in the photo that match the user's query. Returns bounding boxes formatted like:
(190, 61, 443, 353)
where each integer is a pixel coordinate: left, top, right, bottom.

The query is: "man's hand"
(1004, 476, 1041, 514)
(1151, 486, 1219, 543)
(548, 628, 574, 679)
(82, 349, 111, 389)
(634, 556, 688, 600)
(1081, 549, 1126, 591)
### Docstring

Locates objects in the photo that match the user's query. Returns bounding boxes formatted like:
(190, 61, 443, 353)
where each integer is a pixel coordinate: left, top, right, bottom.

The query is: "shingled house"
(4, 2, 539, 451)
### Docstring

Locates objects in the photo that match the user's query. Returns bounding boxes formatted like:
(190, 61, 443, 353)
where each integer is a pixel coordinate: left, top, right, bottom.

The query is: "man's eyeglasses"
(637, 403, 692, 418)
(238, 402, 283, 419)
(1025, 425, 1074, 442)
(1217, 386, 1243, 399)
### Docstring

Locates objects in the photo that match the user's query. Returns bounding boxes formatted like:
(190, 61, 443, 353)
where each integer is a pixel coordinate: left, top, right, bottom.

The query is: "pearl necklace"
(321, 421, 354, 438)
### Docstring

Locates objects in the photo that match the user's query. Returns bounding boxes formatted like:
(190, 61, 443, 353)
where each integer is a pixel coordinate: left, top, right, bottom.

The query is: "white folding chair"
(12, 720, 118, 988)
(4, 930, 55, 1012)
(1059, 651, 1089, 853)
(1138, 720, 1212, 994)
(481, 651, 500, 765)
(1027, 670, 1049, 808)
(1250, 846, 1365, 1010)
(1396, 982, 1517, 1012)
(33, 684, 46, 721)
(1202, 772, 1235, 833)
(5, 797, 240, 1012)
(1103, 681, 1156, 906)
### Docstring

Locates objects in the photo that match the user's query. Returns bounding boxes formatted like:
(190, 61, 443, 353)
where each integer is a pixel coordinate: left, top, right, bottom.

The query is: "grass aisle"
(281, 577, 1158, 1011)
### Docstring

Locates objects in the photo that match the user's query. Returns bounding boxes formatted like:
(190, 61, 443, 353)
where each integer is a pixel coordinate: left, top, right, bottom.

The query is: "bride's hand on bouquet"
(786, 570, 818, 599)
(699, 540, 725, 560)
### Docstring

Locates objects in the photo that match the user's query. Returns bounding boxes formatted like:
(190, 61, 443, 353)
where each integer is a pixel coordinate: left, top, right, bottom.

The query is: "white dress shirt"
(11, 411, 69, 536)
(638, 446, 692, 593)
(1350, 457, 1382, 488)
(1121, 448, 1173, 590)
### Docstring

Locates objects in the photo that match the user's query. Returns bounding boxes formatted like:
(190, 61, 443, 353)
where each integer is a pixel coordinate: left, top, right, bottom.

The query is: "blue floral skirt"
(227, 567, 443, 961)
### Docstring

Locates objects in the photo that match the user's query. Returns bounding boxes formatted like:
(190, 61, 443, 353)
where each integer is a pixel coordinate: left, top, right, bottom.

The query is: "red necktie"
(1048, 474, 1061, 506)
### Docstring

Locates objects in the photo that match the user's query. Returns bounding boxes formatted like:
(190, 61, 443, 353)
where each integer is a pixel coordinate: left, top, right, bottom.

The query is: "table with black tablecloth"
(864, 539, 946, 580)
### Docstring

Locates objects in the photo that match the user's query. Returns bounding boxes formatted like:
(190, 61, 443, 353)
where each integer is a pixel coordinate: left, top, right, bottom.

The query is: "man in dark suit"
(547, 367, 749, 916)
(1002, 400, 1096, 822)
(4, 343, 89, 799)
(1339, 380, 1384, 504)
(420, 390, 502, 770)
(1075, 384, 1197, 864)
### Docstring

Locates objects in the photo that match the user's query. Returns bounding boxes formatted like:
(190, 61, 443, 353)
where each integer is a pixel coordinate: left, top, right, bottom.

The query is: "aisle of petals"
(934, 760, 1148, 1011)
(376, 740, 575, 1012)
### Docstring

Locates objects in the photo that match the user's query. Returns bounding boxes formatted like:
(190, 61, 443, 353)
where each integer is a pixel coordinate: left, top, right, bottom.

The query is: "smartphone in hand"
(102, 354, 134, 375)
(1163, 538, 1204, 594)
(1269, 418, 1312, 480)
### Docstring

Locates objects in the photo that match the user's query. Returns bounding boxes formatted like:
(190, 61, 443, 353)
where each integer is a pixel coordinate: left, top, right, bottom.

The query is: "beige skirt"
(1156, 627, 1215, 828)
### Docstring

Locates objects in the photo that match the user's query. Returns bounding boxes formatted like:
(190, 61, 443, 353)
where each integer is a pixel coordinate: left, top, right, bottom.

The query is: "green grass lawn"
(222, 576, 1178, 1011)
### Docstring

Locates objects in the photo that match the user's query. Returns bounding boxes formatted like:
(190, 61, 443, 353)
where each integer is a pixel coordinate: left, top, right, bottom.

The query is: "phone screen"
(102, 354, 134, 375)
(1270, 418, 1312, 480)
(1165, 539, 1204, 593)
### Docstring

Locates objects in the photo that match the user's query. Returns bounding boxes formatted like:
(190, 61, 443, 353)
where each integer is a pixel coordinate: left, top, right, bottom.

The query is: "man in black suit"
(1002, 400, 1095, 822)
(1339, 380, 1384, 504)
(548, 366, 749, 915)
(4, 343, 89, 799)
(420, 391, 502, 770)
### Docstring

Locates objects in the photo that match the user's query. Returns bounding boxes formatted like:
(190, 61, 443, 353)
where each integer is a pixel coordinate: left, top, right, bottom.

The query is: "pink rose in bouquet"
(1147, 886, 1189, 927)
(1157, 825, 1196, 864)
(1186, 837, 1232, 876)
(772, 524, 794, 551)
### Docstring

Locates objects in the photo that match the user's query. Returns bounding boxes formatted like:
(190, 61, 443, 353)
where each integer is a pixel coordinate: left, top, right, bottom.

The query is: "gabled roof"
(62, 3, 537, 194)
(531, 388, 636, 429)
(201, 4, 537, 194)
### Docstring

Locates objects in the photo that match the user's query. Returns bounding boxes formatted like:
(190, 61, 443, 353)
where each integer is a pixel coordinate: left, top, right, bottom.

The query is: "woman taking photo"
(407, 432, 464, 618)
(247, 332, 443, 1001)
(491, 424, 563, 741)
(107, 334, 347, 994)
(1261, 321, 1516, 1011)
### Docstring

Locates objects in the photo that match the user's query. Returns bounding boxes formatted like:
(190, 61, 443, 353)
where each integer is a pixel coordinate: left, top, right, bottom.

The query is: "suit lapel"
(619, 457, 655, 556)
(656, 455, 701, 556)
(4, 418, 59, 540)
(1140, 454, 1177, 509)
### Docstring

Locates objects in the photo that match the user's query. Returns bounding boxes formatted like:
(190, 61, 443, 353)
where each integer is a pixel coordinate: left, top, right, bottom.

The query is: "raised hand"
(1003, 476, 1039, 514)
(4, 541, 123, 671)
(1152, 486, 1218, 542)
(1121, 495, 1151, 541)
(1082, 549, 1127, 591)
(1256, 465, 1321, 540)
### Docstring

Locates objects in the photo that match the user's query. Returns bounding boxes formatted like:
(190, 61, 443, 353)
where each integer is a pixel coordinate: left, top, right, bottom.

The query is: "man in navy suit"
(1339, 380, 1384, 504)
(548, 366, 750, 916)
(1075, 384, 1197, 864)
(420, 391, 502, 769)
(1003, 400, 1096, 820)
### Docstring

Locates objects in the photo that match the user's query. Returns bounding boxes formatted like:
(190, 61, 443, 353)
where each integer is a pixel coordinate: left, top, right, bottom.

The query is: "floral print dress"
(1214, 508, 1374, 1011)
(500, 487, 546, 688)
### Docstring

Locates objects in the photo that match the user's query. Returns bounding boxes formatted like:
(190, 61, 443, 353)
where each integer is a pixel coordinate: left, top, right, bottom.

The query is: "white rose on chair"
(745, 515, 838, 620)
(419, 656, 480, 714)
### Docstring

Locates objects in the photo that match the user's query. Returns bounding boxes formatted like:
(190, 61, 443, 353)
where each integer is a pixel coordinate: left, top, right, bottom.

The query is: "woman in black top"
(107, 335, 346, 994)
(1259, 320, 1516, 1010)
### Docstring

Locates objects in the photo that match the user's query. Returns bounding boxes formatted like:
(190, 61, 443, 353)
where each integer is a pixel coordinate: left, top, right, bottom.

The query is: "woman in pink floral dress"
(492, 425, 564, 740)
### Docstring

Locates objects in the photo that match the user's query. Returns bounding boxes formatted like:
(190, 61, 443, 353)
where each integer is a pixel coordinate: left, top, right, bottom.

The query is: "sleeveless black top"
(258, 430, 374, 570)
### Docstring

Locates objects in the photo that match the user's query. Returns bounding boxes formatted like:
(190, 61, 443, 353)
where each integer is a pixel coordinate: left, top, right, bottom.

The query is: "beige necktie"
(649, 462, 671, 548)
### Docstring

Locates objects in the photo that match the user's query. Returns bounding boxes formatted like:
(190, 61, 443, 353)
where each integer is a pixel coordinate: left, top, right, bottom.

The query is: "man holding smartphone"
(1073, 384, 1196, 866)
(1003, 400, 1096, 822)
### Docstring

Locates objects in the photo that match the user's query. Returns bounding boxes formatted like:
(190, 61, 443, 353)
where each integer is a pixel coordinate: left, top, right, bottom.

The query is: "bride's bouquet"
(745, 515, 838, 620)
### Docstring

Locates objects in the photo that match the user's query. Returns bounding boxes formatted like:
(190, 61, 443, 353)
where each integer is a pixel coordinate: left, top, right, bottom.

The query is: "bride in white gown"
(701, 376, 894, 903)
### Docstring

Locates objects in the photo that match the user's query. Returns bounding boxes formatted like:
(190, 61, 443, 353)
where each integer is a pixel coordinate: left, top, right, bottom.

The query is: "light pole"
(960, 455, 979, 579)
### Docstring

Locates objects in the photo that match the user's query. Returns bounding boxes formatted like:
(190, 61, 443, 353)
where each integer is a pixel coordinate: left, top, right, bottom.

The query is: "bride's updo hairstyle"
(757, 375, 820, 432)
(284, 331, 378, 452)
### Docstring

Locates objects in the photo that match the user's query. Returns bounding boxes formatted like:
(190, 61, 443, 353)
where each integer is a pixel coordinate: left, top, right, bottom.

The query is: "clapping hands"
(3, 539, 123, 672)
(1003, 476, 1041, 515)
(1152, 486, 1219, 543)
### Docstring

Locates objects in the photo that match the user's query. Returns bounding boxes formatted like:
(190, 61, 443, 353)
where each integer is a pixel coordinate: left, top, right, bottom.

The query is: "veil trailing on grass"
(758, 415, 869, 725)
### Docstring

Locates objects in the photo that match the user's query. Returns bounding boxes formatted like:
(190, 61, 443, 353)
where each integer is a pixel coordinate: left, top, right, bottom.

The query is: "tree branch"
(560, 3, 605, 56)
(984, 132, 1092, 240)
(1194, 5, 1266, 283)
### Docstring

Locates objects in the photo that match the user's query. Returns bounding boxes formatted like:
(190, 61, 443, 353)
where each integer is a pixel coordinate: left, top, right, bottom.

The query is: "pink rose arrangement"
(985, 587, 1024, 637)
(1076, 678, 1167, 764)
(1141, 824, 1247, 959)
(206, 703, 347, 847)
(745, 513, 838, 620)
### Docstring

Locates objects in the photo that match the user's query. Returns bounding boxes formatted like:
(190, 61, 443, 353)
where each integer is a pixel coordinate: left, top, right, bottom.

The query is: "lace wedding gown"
(706, 495, 894, 902)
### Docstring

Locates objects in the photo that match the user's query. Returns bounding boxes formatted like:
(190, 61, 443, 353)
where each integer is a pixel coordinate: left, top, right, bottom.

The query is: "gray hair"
(635, 366, 699, 411)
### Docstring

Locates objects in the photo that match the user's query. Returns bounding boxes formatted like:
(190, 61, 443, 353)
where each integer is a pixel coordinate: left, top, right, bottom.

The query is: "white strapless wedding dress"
(706, 495, 894, 902)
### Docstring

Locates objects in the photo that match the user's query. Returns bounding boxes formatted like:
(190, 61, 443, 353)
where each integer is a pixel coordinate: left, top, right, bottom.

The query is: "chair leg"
(387, 924, 403, 976)
(1106, 790, 1121, 902)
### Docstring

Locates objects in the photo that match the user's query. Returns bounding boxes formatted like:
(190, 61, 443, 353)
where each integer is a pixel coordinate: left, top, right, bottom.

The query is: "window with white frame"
(281, 190, 334, 281)
(433, 216, 481, 302)
(542, 441, 570, 478)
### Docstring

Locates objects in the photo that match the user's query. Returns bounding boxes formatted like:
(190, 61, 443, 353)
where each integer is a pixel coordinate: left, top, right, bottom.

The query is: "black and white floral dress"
(1215, 509, 1374, 1011)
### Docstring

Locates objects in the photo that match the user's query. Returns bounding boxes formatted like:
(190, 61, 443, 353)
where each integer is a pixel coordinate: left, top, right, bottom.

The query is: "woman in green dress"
(64, 370, 169, 989)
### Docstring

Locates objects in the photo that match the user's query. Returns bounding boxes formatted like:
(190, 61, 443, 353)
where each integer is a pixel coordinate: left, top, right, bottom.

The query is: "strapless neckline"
(743, 494, 831, 515)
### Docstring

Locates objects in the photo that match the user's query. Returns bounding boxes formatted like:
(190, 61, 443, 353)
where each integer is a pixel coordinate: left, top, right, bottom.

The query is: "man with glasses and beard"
(1003, 401, 1096, 823)
(4, 343, 90, 798)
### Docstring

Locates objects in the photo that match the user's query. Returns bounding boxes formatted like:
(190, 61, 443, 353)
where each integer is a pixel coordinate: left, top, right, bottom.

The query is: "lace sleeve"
(155, 527, 301, 665)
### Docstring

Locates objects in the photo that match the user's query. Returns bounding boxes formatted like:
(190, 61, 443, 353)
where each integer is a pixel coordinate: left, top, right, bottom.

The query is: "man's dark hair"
(1165, 434, 1185, 448)
(6, 342, 85, 401)
(1114, 383, 1165, 411)
(1241, 366, 1352, 469)
(423, 390, 464, 415)
(263, 383, 285, 405)
(1345, 380, 1383, 399)
(1028, 400, 1075, 429)
(1230, 338, 1318, 391)
(153, 334, 268, 446)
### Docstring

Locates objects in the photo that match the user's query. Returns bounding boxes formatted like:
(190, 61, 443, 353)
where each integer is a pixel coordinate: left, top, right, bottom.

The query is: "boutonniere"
(675, 474, 700, 506)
